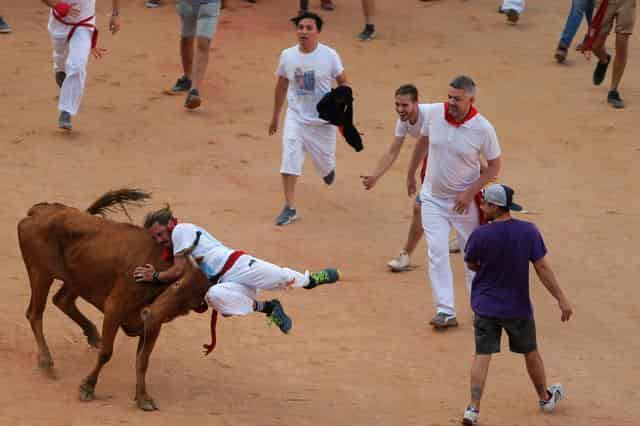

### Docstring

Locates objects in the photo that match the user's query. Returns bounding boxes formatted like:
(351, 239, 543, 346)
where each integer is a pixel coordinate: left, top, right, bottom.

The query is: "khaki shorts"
(177, 0, 220, 39)
(600, 0, 636, 35)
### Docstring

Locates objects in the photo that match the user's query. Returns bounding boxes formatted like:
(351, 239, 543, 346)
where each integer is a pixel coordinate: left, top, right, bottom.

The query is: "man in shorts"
(460, 183, 573, 425)
(269, 12, 347, 226)
(166, 0, 222, 110)
(591, 0, 636, 108)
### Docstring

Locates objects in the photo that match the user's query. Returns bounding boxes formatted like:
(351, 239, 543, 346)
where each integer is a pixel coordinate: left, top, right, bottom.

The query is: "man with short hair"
(269, 12, 348, 226)
(166, 0, 222, 110)
(407, 75, 501, 329)
(133, 205, 340, 334)
(42, 0, 120, 130)
(362, 84, 460, 273)
(591, 0, 636, 108)
(460, 184, 573, 425)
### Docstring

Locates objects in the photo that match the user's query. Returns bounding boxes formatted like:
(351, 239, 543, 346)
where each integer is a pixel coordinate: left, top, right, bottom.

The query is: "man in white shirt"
(269, 12, 348, 226)
(133, 205, 340, 334)
(407, 76, 501, 329)
(42, 0, 120, 130)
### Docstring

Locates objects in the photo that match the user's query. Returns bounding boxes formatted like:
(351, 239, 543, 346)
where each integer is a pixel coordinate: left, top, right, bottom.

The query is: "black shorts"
(473, 315, 537, 354)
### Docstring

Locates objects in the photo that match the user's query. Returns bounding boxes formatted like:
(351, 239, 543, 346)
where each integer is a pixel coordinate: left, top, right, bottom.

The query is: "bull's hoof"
(79, 381, 96, 401)
(38, 354, 54, 370)
(136, 396, 158, 411)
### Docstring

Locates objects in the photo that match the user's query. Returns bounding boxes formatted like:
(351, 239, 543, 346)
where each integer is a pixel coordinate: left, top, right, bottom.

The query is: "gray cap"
(481, 184, 523, 211)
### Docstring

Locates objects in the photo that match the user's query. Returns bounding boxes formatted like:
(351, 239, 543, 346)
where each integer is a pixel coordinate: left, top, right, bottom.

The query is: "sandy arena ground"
(0, 0, 639, 424)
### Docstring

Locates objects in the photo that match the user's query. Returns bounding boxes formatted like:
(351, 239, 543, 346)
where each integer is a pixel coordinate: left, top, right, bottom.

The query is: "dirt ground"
(1, 0, 639, 424)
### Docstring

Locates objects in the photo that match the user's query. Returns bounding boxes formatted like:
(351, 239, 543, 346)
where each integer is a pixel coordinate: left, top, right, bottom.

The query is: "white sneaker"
(540, 383, 564, 413)
(387, 251, 410, 272)
(462, 406, 479, 425)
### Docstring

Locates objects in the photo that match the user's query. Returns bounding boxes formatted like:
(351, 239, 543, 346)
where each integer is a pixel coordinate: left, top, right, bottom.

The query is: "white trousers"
(50, 27, 92, 115)
(421, 193, 479, 316)
(502, 0, 525, 13)
(204, 254, 309, 316)
(280, 115, 337, 178)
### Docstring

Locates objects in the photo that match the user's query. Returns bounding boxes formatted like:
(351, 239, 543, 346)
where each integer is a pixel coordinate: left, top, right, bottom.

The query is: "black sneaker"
(607, 90, 625, 109)
(185, 88, 201, 109)
(55, 71, 66, 88)
(58, 111, 72, 130)
(275, 205, 297, 226)
(0, 17, 11, 34)
(357, 25, 376, 41)
(505, 9, 519, 23)
(266, 299, 292, 334)
(305, 268, 340, 289)
(169, 75, 192, 94)
(323, 169, 335, 185)
(593, 54, 611, 86)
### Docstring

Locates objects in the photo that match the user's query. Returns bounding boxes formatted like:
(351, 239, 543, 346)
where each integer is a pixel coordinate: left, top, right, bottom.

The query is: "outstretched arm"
(361, 136, 405, 190)
(533, 256, 573, 322)
(134, 255, 188, 284)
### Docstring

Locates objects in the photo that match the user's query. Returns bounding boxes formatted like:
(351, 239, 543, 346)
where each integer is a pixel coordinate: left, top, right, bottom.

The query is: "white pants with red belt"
(204, 254, 309, 316)
(50, 27, 92, 115)
(421, 193, 479, 316)
(502, 0, 525, 14)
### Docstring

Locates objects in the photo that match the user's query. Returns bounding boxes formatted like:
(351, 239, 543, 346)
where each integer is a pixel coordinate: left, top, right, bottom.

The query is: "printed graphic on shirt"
(294, 67, 315, 96)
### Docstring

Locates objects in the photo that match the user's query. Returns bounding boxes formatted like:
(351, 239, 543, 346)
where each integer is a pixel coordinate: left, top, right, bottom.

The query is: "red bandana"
(444, 103, 478, 127)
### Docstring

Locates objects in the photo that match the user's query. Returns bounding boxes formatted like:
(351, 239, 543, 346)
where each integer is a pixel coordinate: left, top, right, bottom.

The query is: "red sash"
(578, 0, 609, 53)
(202, 250, 245, 356)
(53, 10, 98, 48)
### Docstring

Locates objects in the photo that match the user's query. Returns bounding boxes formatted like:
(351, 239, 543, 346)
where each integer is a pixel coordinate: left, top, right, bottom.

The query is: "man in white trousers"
(499, 0, 525, 23)
(133, 205, 341, 333)
(407, 76, 501, 329)
(43, 0, 120, 130)
(269, 11, 348, 226)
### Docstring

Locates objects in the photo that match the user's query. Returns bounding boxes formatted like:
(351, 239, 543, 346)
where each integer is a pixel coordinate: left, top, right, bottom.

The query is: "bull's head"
(140, 256, 211, 329)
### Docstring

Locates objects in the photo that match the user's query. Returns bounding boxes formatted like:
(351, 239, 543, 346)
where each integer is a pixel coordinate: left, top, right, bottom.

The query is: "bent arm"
(156, 255, 188, 283)
(467, 156, 500, 196)
(336, 72, 347, 86)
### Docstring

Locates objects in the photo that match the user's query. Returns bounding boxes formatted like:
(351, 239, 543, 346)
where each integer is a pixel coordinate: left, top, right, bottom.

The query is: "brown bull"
(17, 189, 210, 411)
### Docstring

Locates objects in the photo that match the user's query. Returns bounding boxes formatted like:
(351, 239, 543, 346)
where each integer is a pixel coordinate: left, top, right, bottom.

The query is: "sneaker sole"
(462, 418, 477, 425)
(276, 215, 298, 226)
(506, 9, 519, 23)
(164, 88, 190, 96)
(0, 29, 12, 34)
(388, 264, 411, 272)
(185, 96, 202, 110)
(432, 320, 458, 329)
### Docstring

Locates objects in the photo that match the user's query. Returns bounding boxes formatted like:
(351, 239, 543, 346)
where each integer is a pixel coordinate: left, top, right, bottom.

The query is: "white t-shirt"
(171, 223, 234, 279)
(395, 104, 429, 139)
(276, 43, 344, 126)
(48, 0, 96, 38)
(420, 103, 501, 199)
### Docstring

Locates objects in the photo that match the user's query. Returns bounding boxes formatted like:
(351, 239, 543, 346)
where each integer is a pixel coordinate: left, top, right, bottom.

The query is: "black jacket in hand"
(316, 85, 363, 152)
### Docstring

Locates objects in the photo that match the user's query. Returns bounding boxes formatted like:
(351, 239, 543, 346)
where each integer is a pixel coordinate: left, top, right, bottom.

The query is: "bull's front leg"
(79, 311, 120, 402)
(134, 324, 161, 411)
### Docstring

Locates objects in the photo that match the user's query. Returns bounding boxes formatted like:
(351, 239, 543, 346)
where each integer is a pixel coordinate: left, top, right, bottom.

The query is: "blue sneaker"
(266, 299, 292, 334)
(275, 205, 297, 226)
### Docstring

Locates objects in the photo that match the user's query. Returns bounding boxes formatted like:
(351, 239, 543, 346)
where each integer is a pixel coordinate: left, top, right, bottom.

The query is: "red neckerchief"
(53, 10, 98, 48)
(161, 219, 178, 261)
(444, 103, 478, 127)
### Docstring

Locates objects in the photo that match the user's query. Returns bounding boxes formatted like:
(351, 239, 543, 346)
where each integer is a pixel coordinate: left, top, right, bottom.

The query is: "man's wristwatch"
(151, 271, 164, 285)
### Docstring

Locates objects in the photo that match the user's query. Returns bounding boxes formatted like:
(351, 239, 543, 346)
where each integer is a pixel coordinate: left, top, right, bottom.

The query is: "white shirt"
(420, 103, 501, 199)
(276, 43, 344, 126)
(48, 0, 96, 38)
(171, 223, 234, 279)
(395, 104, 429, 139)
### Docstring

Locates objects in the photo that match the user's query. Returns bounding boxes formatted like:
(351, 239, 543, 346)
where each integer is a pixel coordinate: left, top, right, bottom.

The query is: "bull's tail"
(86, 188, 151, 217)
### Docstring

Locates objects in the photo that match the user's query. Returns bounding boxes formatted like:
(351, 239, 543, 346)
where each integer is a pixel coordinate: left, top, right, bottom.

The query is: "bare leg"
(610, 33, 630, 91)
(25, 269, 55, 370)
(468, 354, 491, 410)
(135, 325, 161, 411)
(524, 350, 549, 400)
(362, 0, 375, 25)
(191, 36, 211, 91)
(180, 37, 194, 80)
(52, 284, 101, 348)
(592, 33, 608, 63)
(404, 202, 423, 255)
(282, 173, 298, 208)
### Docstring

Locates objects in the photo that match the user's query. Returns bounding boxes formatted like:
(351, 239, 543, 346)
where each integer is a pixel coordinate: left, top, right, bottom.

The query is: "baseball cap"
(481, 184, 523, 211)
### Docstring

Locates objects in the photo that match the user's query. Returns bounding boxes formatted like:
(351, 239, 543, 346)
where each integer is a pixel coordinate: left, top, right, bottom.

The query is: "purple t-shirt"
(464, 219, 547, 319)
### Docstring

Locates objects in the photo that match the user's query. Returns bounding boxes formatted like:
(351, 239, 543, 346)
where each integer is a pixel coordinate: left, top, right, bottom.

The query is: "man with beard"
(361, 84, 461, 273)
(407, 75, 501, 329)
(269, 12, 347, 226)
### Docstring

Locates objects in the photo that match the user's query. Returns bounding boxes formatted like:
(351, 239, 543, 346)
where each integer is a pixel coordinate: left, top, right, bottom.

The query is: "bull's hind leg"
(134, 325, 161, 411)
(79, 302, 121, 402)
(52, 284, 101, 348)
(25, 268, 55, 370)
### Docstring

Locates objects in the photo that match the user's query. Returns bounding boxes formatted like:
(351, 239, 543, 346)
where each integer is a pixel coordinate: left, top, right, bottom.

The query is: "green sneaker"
(306, 268, 340, 289)
(266, 299, 292, 334)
